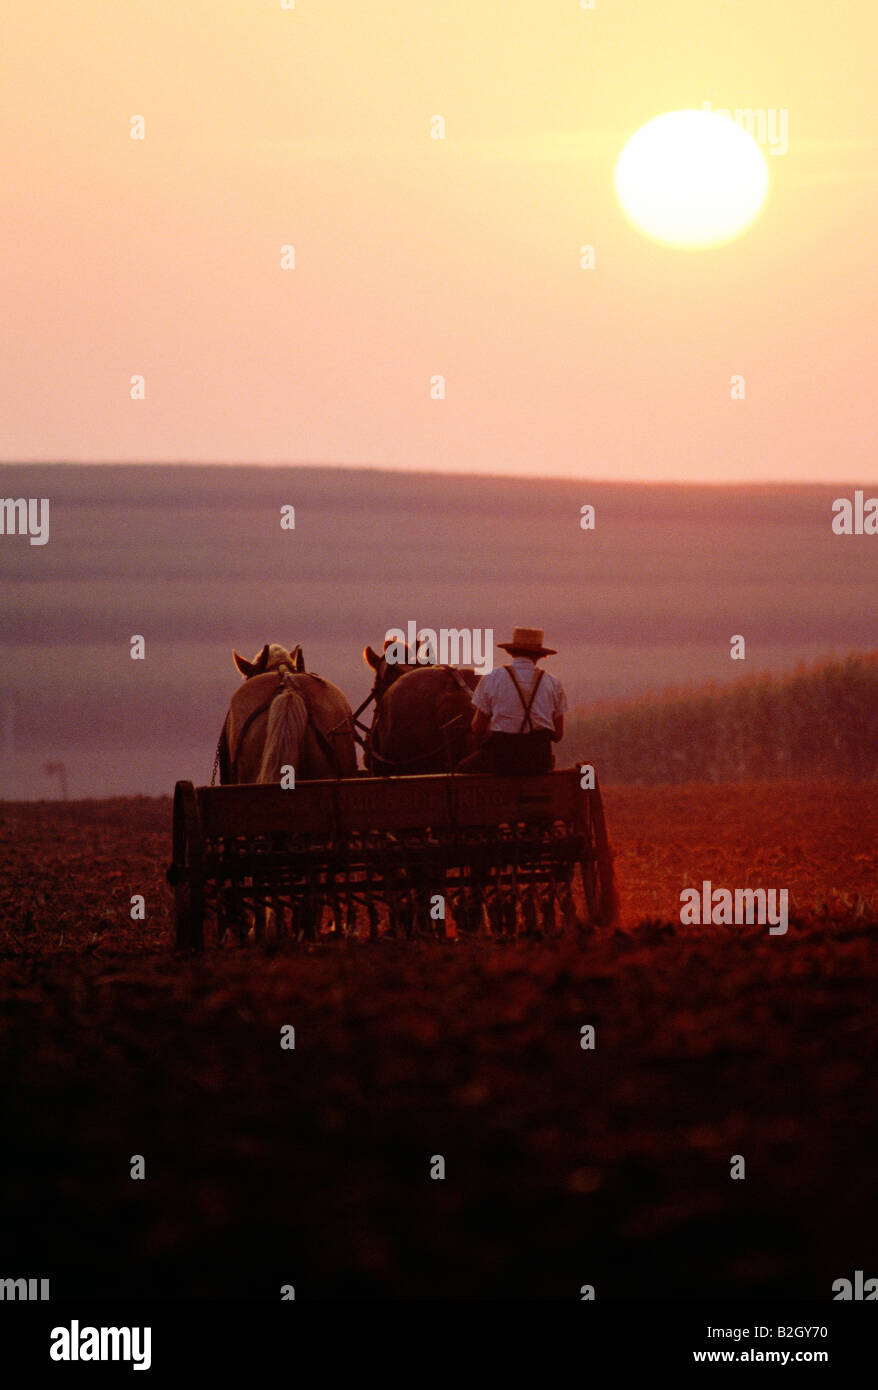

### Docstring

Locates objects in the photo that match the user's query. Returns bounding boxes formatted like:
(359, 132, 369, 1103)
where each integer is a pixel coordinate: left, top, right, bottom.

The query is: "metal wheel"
(171, 781, 205, 950)
(590, 778, 619, 926)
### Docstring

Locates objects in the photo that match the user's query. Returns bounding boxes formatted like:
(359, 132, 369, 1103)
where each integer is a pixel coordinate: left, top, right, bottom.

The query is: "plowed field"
(1, 782, 876, 1299)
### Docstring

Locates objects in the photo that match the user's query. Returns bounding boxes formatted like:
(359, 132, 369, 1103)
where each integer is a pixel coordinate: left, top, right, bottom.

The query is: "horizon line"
(1, 459, 874, 490)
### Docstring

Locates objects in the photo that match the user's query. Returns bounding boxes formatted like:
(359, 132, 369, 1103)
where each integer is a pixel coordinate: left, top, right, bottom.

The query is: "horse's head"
(233, 643, 306, 679)
(362, 639, 424, 705)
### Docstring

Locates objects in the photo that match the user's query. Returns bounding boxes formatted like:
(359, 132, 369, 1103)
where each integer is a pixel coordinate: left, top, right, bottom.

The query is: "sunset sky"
(2, 1, 876, 480)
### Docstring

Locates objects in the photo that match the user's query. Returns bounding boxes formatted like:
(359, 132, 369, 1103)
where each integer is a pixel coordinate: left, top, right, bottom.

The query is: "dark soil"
(1, 784, 876, 1299)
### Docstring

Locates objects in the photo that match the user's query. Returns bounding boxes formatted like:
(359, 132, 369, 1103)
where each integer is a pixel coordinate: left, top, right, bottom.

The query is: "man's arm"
(469, 671, 492, 742)
(472, 708, 490, 741)
(552, 714, 564, 743)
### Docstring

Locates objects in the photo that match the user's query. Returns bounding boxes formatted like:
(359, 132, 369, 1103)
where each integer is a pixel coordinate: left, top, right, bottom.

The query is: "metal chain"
(210, 736, 222, 786)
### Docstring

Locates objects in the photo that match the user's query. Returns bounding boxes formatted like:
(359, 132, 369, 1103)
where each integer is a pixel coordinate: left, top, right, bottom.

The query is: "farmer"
(455, 627, 567, 775)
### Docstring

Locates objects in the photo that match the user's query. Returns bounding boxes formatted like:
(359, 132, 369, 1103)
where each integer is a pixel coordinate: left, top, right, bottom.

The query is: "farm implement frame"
(168, 768, 617, 949)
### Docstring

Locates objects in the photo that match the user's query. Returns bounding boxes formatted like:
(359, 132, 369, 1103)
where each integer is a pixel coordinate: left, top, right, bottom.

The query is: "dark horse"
(361, 641, 479, 775)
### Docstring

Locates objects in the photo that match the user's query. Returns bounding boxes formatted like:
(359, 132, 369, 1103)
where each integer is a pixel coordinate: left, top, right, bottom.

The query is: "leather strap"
(222, 669, 346, 782)
(440, 664, 474, 698)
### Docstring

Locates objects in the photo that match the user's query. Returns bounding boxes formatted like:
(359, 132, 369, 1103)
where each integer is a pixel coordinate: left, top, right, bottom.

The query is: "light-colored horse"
(221, 642, 357, 785)
(218, 643, 357, 941)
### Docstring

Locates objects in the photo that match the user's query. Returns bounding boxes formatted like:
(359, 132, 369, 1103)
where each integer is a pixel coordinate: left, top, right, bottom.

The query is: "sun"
(614, 109, 770, 249)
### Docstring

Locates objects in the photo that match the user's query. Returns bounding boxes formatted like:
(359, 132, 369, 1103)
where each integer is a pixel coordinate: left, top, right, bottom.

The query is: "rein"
(350, 689, 377, 744)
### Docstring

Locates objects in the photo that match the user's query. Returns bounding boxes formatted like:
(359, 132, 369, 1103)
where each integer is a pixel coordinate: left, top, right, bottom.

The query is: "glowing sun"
(614, 109, 770, 249)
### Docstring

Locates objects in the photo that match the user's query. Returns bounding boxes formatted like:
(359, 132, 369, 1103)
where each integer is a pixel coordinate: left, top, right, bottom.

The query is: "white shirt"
(472, 657, 567, 734)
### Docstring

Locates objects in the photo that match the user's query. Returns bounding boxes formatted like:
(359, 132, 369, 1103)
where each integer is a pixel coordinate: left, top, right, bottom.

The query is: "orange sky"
(1, 1, 876, 480)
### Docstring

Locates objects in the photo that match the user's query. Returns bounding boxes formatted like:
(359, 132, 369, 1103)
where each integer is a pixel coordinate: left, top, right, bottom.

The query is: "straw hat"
(496, 626, 557, 658)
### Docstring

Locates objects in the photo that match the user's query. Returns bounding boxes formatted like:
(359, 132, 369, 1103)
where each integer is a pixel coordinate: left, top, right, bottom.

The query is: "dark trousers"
(455, 730, 554, 776)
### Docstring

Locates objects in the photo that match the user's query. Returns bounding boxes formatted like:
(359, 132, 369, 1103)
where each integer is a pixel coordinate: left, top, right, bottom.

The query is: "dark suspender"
(504, 666, 545, 733)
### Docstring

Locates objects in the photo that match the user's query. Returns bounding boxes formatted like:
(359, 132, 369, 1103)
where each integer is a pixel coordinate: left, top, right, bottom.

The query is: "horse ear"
(364, 645, 382, 670)
(291, 645, 306, 672)
(234, 643, 270, 678)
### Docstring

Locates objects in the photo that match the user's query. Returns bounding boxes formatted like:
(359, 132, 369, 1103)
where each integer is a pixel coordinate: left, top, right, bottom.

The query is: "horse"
(218, 643, 358, 940)
(221, 642, 357, 785)
(361, 640, 478, 775)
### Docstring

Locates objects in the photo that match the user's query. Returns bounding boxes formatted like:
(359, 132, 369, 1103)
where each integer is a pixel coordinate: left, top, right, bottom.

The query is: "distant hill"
(2, 463, 876, 796)
(561, 651, 878, 783)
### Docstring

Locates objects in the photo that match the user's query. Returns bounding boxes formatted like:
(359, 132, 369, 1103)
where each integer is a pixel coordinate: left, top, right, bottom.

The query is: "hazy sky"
(2, 1, 876, 480)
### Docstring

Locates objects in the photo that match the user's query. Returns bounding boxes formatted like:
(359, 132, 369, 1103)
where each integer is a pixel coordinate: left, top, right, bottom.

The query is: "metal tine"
(297, 841, 312, 941)
(258, 840, 274, 945)
(512, 821, 524, 939)
(309, 870, 324, 941)
(228, 839, 244, 945)
(238, 840, 251, 946)
(364, 832, 379, 939)
(328, 847, 343, 939)
(335, 837, 352, 938)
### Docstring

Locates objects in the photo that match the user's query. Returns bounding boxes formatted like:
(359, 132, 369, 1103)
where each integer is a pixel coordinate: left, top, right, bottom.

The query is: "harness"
(503, 665, 546, 734)
(364, 664, 475, 774)
(213, 667, 345, 784)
